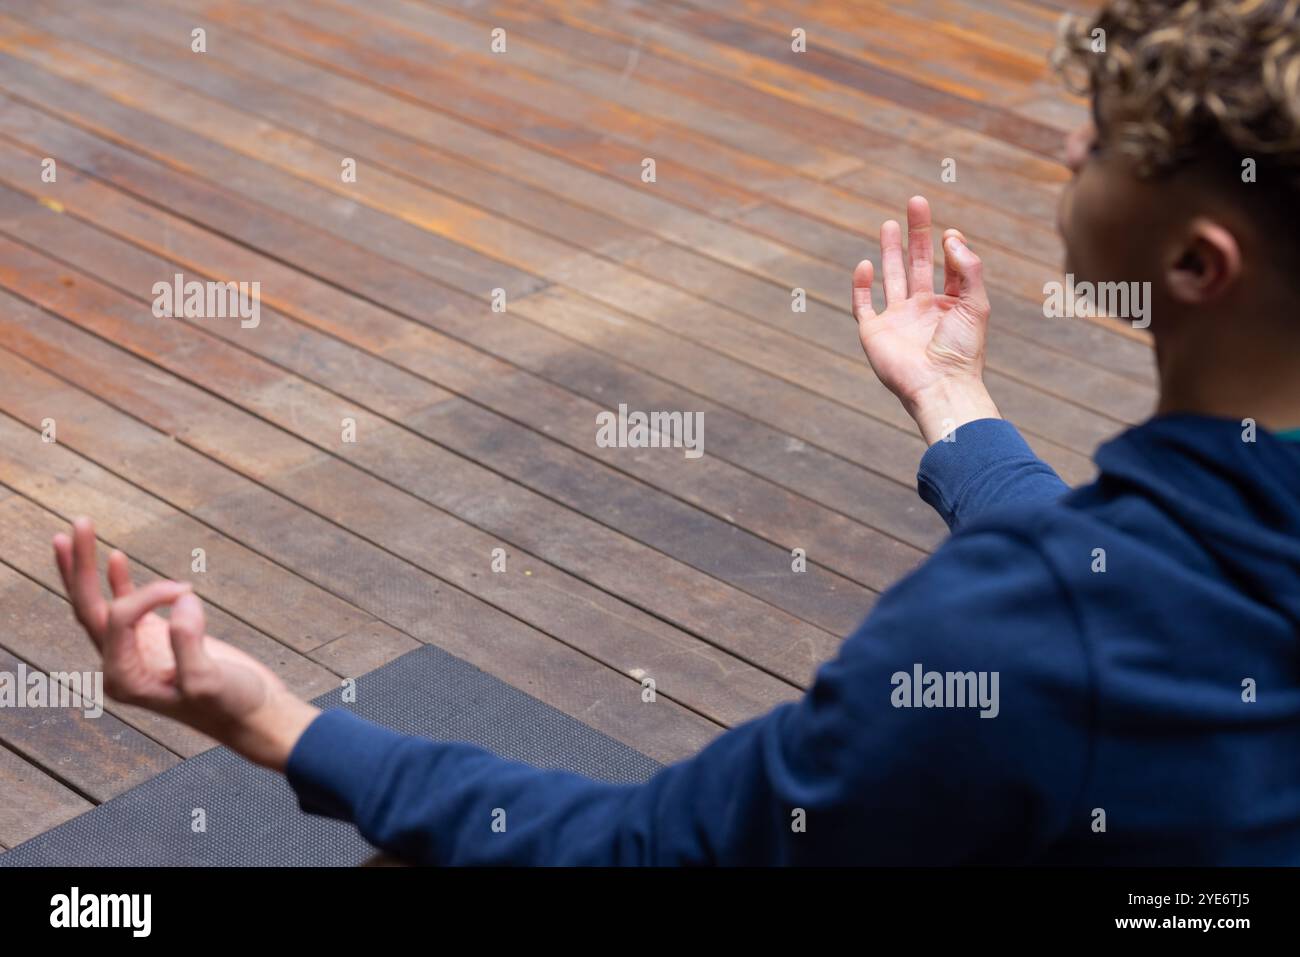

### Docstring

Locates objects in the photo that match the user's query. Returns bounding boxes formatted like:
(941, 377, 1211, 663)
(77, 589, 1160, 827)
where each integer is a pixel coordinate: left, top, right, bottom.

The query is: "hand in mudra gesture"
(852, 195, 1000, 443)
(53, 518, 317, 769)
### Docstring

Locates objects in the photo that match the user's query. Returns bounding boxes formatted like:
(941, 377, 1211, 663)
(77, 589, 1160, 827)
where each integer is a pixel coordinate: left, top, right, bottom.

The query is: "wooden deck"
(0, 0, 1152, 853)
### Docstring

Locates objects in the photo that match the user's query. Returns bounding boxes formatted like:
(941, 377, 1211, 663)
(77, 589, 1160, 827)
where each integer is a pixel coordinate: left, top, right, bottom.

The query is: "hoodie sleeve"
(286, 526, 1092, 865)
(917, 418, 1069, 531)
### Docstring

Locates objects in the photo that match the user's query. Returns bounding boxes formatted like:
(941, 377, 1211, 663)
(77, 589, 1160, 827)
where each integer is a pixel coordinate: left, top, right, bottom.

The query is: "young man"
(54, 0, 1300, 864)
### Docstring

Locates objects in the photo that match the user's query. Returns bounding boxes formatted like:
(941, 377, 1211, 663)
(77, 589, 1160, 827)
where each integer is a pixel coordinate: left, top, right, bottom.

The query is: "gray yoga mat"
(1, 644, 661, 866)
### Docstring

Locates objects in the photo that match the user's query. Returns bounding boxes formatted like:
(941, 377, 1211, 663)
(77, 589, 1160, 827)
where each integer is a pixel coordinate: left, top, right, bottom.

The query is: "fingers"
(168, 591, 214, 695)
(865, 203, 977, 309)
(851, 258, 876, 321)
(906, 196, 934, 296)
(103, 579, 192, 657)
(942, 233, 990, 317)
(942, 228, 969, 298)
(879, 219, 908, 306)
(107, 550, 135, 598)
(68, 517, 108, 639)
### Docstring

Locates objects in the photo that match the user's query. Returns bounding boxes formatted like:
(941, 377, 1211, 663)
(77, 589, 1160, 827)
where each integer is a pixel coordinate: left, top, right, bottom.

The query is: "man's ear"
(1166, 219, 1241, 304)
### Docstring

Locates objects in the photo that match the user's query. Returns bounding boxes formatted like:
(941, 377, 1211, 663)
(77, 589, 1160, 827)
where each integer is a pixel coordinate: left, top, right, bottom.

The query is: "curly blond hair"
(1052, 0, 1300, 177)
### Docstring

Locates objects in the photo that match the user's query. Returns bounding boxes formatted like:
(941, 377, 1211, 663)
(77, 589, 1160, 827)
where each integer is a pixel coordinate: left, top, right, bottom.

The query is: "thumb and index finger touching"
(53, 517, 202, 662)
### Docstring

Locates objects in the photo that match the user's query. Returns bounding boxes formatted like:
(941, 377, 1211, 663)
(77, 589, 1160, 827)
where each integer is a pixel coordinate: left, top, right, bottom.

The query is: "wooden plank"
(16, 3, 1141, 418)
(309, 624, 421, 680)
(485, 0, 1073, 216)
(0, 80, 959, 545)
(0, 26, 1115, 470)
(0, 645, 181, 803)
(0, 70, 956, 546)
(183, 0, 1076, 291)
(862, 0, 1064, 46)
(0, 739, 92, 848)
(330, 0, 1062, 157)
(0, 545, 213, 757)
(130, 4, 1132, 444)
(0, 88, 933, 572)
(0, 315, 792, 732)
(0, 128, 1086, 574)
(460, 0, 1053, 196)
(273, 0, 1075, 306)
(0, 378, 722, 765)
(0, 214, 861, 654)
(156, 0, 1077, 305)
(0, 409, 376, 656)
(0, 432, 350, 697)
(0, 257, 813, 705)
(621, 0, 1065, 156)
(0, 403, 410, 686)
(0, 166, 904, 613)
(683, 0, 1047, 101)
(346, 0, 862, 177)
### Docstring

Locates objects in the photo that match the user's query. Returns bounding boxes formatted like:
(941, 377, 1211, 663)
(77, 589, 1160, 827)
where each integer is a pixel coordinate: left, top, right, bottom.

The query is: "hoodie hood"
(1090, 414, 1300, 626)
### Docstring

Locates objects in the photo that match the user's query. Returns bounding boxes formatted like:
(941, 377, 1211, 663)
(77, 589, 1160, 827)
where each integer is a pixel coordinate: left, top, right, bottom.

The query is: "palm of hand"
(857, 292, 984, 402)
(112, 611, 283, 722)
(106, 609, 184, 706)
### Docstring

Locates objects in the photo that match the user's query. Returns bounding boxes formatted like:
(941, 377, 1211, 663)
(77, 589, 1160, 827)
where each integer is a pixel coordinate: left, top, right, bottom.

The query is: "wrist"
(905, 377, 1001, 446)
(226, 690, 321, 772)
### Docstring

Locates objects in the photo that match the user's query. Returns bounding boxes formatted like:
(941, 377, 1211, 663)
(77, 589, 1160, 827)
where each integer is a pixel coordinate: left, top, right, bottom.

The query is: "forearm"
(284, 705, 813, 866)
(282, 526, 1088, 867)
(284, 708, 660, 865)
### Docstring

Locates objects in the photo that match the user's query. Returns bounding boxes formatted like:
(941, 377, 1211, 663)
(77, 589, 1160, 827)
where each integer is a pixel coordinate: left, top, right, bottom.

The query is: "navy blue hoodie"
(286, 416, 1300, 864)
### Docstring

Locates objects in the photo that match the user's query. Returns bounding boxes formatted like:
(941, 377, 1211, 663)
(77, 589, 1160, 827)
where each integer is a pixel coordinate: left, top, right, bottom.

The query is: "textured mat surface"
(1, 644, 661, 866)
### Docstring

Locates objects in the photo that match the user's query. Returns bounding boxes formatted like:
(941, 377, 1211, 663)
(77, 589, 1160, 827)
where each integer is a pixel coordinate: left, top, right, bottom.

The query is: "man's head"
(1052, 0, 1300, 350)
